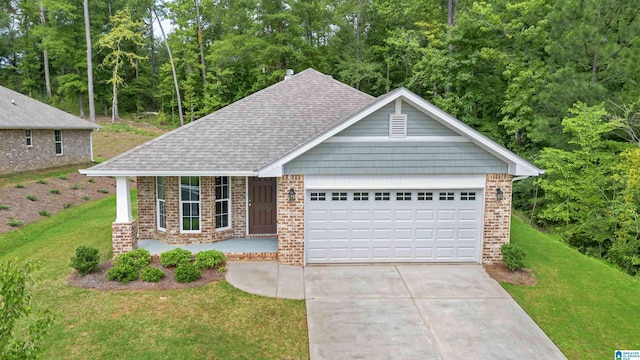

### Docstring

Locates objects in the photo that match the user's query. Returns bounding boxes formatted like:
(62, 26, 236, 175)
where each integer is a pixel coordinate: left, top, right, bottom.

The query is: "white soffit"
(304, 174, 486, 190)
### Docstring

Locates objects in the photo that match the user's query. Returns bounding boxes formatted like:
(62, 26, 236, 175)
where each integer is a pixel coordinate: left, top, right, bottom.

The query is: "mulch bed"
(68, 258, 226, 291)
(484, 262, 537, 286)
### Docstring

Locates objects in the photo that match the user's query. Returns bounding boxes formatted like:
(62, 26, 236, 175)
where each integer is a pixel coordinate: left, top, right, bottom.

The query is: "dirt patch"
(68, 258, 226, 291)
(484, 262, 537, 286)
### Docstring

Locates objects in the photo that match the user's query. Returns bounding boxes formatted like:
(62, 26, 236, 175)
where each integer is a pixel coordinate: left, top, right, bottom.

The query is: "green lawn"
(506, 217, 640, 359)
(0, 195, 309, 359)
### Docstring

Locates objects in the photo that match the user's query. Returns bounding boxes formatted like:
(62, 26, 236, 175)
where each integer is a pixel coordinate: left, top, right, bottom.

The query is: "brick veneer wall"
(482, 173, 513, 264)
(0, 129, 93, 175)
(136, 176, 246, 244)
(277, 175, 305, 265)
(112, 220, 138, 256)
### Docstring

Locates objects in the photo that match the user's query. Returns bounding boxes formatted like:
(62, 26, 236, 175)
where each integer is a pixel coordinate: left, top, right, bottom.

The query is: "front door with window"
(248, 177, 277, 234)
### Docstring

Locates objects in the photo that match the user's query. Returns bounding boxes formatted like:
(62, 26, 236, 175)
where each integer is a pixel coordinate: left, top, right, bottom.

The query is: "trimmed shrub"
(36, 179, 47, 184)
(38, 210, 50, 217)
(140, 266, 166, 282)
(97, 189, 109, 194)
(107, 264, 138, 284)
(160, 248, 192, 267)
(8, 219, 22, 227)
(114, 249, 151, 270)
(81, 196, 90, 201)
(14, 183, 24, 188)
(175, 263, 201, 283)
(0, 204, 10, 210)
(25, 195, 36, 201)
(194, 250, 226, 270)
(70, 246, 100, 276)
(49, 189, 61, 194)
(501, 243, 527, 271)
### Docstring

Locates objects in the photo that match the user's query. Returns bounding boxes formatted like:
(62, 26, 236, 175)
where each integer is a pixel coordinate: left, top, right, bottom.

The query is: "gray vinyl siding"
(283, 142, 508, 175)
(336, 101, 458, 137)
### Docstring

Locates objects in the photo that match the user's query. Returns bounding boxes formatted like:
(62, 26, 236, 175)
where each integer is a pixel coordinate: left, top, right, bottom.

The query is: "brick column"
(483, 173, 513, 264)
(277, 175, 305, 265)
(112, 220, 138, 257)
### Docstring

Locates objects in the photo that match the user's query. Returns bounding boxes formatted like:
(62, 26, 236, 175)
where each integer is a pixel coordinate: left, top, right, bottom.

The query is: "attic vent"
(389, 114, 407, 138)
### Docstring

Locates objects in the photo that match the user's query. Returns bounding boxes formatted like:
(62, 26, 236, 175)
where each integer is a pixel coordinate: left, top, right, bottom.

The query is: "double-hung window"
(180, 176, 200, 232)
(26, 129, 32, 147)
(215, 176, 230, 229)
(156, 177, 166, 231)
(54, 130, 63, 155)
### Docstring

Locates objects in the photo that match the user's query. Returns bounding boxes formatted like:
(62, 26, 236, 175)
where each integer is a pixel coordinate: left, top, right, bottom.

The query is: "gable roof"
(82, 69, 375, 176)
(0, 85, 99, 130)
(81, 68, 542, 177)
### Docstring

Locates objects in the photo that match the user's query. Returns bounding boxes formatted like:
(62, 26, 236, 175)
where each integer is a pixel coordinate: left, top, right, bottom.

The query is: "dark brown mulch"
(68, 258, 226, 291)
(484, 262, 537, 286)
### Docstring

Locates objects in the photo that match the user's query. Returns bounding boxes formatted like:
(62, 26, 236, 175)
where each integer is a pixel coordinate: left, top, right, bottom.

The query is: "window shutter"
(389, 114, 407, 138)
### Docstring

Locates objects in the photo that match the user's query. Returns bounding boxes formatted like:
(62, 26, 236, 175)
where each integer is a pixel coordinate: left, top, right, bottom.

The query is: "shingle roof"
(0, 85, 99, 130)
(86, 69, 375, 174)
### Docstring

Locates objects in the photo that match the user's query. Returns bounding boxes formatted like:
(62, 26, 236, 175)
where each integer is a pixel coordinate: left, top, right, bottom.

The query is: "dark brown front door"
(248, 177, 277, 234)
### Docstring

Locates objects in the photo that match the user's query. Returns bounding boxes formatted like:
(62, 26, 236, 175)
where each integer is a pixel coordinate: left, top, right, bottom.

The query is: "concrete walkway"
(139, 238, 278, 255)
(225, 263, 566, 360)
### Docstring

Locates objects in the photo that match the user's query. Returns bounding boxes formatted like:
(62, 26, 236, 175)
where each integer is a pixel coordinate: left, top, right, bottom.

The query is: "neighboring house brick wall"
(482, 173, 512, 264)
(0, 129, 93, 175)
(137, 176, 246, 244)
(277, 174, 305, 265)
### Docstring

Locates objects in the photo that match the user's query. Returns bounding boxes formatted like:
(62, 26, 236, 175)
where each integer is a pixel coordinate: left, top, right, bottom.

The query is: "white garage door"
(306, 189, 483, 263)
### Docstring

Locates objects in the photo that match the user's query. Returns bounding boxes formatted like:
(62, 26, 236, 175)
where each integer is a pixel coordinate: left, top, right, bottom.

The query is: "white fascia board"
(305, 174, 487, 190)
(325, 136, 470, 143)
(79, 169, 257, 177)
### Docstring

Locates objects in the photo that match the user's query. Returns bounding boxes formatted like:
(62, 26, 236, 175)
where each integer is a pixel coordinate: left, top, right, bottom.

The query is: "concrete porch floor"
(138, 237, 278, 255)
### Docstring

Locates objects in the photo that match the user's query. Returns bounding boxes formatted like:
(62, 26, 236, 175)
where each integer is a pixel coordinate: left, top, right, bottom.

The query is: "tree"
(96, 8, 146, 123)
(83, 0, 96, 121)
(0, 259, 53, 359)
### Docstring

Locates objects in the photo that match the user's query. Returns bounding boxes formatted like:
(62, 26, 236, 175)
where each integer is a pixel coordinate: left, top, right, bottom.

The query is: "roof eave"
(0, 125, 100, 130)
(79, 169, 257, 177)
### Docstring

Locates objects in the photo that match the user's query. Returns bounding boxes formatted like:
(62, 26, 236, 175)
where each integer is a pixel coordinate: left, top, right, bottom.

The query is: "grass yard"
(506, 217, 640, 359)
(0, 194, 309, 359)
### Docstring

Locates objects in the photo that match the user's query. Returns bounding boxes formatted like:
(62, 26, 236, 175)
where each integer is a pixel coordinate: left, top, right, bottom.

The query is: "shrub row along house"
(81, 69, 543, 266)
(0, 85, 99, 175)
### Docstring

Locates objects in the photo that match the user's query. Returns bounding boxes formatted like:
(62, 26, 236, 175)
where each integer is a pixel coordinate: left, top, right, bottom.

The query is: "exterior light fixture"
(288, 188, 296, 201)
(496, 188, 504, 201)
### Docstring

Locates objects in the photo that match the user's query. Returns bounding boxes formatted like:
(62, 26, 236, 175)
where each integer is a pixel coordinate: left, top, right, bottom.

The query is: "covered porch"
(138, 237, 278, 261)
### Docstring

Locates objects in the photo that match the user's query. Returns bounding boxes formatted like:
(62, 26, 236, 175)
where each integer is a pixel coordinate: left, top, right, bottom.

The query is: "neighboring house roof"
(82, 68, 543, 177)
(0, 85, 99, 130)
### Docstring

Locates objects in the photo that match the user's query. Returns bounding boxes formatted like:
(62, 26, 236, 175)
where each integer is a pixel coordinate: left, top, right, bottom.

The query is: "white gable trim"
(258, 88, 543, 177)
(79, 169, 257, 177)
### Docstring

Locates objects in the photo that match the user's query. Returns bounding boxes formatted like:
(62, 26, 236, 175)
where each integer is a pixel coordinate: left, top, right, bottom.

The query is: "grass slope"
(0, 195, 308, 359)
(506, 217, 640, 359)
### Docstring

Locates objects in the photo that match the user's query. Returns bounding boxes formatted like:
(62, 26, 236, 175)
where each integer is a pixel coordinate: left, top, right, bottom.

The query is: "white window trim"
(54, 130, 63, 155)
(156, 177, 166, 231)
(215, 176, 232, 231)
(179, 176, 201, 234)
(26, 129, 32, 147)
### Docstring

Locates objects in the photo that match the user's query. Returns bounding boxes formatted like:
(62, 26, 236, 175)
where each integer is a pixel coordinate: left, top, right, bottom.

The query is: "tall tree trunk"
(445, 0, 458, 95)
(83, 0, 96, 122)
(40, 3, 51, 98)
(78, 92, 85, 118)
(112, 47, 119, 123)
(195, 0, 206, 85)
(149, 8, 156, 80)
(355, 0, 362, 90)
(154, 7, 184, 126)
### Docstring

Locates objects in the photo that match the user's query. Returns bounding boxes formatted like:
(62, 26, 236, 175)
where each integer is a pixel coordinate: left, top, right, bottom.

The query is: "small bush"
(38, 210, 50, 217)
(175, 263, 201, 283)
(49, 189, 61, 194)
(107, 264, 138, 284)
(0, 204, 10, 210)
(194, 250, 226, 270)
(14, 183, 24, 189)
(87, 178, 94, 183)
(58, 175, 68, 180)
(70, 246, 100, 276)
(501, 243, 527, 271)
(97, 189, 109, 194)
(63, 202, 73, 209)
(140, 267, 166, 282)
(25, 195, 36, 201)
(81, 196, 90, 201)
(36, 179, 47, 184)
(114, 249, 151, 270)
(8, 219, 22, 227)
(218, 267, 226, 273)
(70, 184, 81, 190)
(160, 248, 192, 267)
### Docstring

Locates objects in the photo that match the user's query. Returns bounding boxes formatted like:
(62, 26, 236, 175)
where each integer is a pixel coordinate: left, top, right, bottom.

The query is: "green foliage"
(36, 179, 47, 185)
(58, 176, 67, 180)
(14, 184, 24, 189)
(140, 266, 166, 282)
(38, 210, 50, 217)
(175, 263, 201, 283)
(63, 203, 73, 209)
(49, 189, 61, 195)
(87, 179, 94, 183)
(194, 250, 225, 270)
(501, 243, 527, 271)
(70, 246, 100, 276)
(7, 219, 22, 227)
(97, 189, 109, 194)
(0, 204, 10, 210)
(0, 259, 53, 359)
(107, 264, 138, 284)
(70, 184, 81, 190)
(25, 195, 36, 201)
(114, 249, 151, 270)
(81, 196, 90, 201)
(160, 248, 192, 267)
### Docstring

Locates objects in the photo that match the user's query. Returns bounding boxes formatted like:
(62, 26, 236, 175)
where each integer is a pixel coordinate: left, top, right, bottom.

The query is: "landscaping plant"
(501, 243, 527, 271)
(114, 248, 151, 270)
(70, 245, 101, 276)
(107, 264, 138, 284)
(175, 263, 201, 283)
(160, 248, 192, 267)
(194, 250, 226, 270)
(140, 266, 166, 282)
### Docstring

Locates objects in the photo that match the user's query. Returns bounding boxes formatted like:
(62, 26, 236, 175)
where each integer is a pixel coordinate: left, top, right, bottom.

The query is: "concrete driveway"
(305, 265, 566, 360)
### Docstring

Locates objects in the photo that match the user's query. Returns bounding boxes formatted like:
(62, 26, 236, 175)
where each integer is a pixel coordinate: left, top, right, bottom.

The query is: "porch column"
(277, 175, 305, 266)
(112, 176, 138, 256)
(482, 173, 512, 264)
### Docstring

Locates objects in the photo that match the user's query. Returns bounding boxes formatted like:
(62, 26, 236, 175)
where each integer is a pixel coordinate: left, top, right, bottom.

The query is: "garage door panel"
(306, 189, 482, 263)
